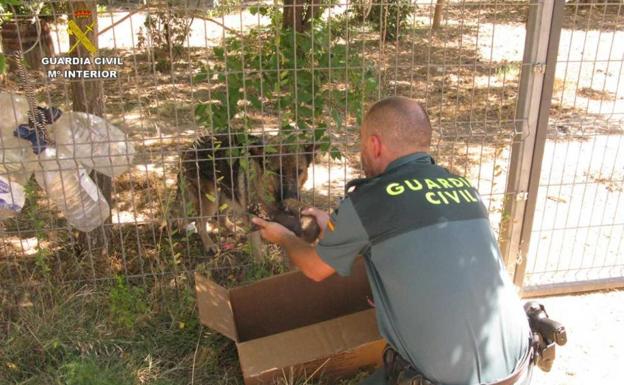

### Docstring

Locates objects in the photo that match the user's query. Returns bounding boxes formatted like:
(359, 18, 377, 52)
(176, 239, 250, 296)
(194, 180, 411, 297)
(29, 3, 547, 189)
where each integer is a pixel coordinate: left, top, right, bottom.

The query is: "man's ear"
(304, 143, 317, 164)
(371, 135, 382, 158)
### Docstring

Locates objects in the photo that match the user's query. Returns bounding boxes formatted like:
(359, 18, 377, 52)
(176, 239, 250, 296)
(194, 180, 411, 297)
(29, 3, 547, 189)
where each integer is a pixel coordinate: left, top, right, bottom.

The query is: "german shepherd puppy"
(175, 133, 315, 252)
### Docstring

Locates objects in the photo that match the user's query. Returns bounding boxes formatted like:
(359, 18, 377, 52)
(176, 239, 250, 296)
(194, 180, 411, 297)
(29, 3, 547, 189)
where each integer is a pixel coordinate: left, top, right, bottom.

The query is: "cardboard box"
(195, 261, 386, 384)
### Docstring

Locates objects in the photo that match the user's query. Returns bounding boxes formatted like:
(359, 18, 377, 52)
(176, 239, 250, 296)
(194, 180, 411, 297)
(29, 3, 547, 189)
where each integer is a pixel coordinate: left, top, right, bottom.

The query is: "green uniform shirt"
(316, 153, 530, 385)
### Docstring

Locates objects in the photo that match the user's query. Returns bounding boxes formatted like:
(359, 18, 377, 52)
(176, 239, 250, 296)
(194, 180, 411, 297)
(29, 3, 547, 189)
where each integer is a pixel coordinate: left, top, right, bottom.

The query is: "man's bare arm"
(279, 232, 335, 281)
(251, 217, 336, 281)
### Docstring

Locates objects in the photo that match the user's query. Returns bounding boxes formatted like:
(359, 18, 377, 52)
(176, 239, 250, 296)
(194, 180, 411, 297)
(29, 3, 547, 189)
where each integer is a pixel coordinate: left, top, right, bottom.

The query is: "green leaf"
(331, 110, 343, 129)
(280, 95, 293, 107)
(194, 71, 208, 82)
(236, 132, 248, 144)
(0, 54, 6, 74)
(240, 157, 249, 171)
(212, 110, 228, 129)
(213, 46, 225, 59)
(250, 95, 262, 110)
(296, 119, 310, 131)
(330, 146, 343, 160)
(195, 103, 207, 117)
(314, 127, 325, 141)
(228, 58, 243, 72)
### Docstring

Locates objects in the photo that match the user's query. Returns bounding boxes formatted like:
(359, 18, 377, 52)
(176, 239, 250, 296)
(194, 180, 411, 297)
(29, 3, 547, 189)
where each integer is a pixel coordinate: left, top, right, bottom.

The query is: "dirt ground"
(529, 290, 624, 385)
(526, 135, 624, 287)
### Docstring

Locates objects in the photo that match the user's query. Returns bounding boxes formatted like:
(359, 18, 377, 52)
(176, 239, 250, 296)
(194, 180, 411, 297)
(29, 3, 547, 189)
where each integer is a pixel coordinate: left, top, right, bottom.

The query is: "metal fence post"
(499, 0, 565, 288)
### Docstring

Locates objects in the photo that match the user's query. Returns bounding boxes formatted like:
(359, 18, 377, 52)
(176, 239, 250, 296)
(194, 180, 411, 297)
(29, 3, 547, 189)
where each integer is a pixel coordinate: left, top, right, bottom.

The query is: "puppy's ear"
(304, 143, 317, 164)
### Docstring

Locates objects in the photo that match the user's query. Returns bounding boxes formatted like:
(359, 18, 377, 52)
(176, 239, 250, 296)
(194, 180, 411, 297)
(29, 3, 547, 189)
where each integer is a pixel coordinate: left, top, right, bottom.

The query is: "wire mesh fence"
(523, 0, 624, 293)
(0, 0, 536, 288)
(0, 0, 622, 382)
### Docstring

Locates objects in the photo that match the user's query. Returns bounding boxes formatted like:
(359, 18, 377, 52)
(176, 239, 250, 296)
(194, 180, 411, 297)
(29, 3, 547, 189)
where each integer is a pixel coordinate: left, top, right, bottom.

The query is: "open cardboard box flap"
(195, 272, 238, 341)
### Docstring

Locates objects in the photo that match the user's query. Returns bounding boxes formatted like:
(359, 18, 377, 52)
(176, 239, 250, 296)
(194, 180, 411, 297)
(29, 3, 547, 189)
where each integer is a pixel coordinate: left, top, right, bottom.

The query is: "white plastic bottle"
(50, 111, 135, 177)
(0, 135, 37, 185)
(0, 91, 29, 134)
(0, 137, 34, 218)
(0, 94, 35, 218)
(35, 147, 110, 232)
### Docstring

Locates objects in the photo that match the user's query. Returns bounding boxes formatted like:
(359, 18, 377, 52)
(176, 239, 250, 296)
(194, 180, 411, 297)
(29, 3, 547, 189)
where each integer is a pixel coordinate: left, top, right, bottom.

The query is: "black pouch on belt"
(524, 301, 567, 372)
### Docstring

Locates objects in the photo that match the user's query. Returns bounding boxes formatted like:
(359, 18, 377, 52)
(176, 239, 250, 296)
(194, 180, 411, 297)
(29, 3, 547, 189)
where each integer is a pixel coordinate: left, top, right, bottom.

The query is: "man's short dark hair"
(363, 96, 432, 150)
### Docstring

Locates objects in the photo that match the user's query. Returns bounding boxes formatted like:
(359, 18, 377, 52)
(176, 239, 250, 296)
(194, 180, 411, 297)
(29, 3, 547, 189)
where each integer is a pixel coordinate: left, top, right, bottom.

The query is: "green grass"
(1, 256, 368, 385)
(0, 278, 240, 385)
(57, 358, 135, 385)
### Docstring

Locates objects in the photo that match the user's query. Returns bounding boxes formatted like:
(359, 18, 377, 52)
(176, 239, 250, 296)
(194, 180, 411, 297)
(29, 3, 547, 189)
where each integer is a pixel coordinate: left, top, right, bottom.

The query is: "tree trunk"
(283, 0, 308, 32)
(68, 2, 112, 264)
(432, 0, 446, 30)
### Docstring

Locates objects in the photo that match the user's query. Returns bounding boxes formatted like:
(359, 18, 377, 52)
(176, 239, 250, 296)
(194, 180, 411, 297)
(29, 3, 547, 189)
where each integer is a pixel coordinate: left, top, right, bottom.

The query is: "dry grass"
(577, 87, 617, 101)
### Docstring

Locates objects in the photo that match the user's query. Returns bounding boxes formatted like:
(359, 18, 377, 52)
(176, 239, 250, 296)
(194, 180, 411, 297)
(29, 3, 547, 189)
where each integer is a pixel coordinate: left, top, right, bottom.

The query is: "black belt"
(383, 345, 533, 385)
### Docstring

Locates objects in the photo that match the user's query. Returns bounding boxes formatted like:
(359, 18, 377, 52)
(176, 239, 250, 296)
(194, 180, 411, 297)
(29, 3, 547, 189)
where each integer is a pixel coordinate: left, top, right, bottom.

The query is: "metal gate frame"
(500, 0, 624, 297)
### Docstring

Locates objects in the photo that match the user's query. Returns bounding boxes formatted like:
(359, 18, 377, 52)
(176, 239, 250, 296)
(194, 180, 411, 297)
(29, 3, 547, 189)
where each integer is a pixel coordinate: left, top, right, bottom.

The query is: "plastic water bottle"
(35, 147, 110, 232)
(0, 92, 33, 181)
(0, 92, 34, 217)
(0, 138, 33, 217)
(0, 92, 29, 135)
(0, 135, 37, 185)
(50, 111, 135, 177)
(0, 94, 35, 197)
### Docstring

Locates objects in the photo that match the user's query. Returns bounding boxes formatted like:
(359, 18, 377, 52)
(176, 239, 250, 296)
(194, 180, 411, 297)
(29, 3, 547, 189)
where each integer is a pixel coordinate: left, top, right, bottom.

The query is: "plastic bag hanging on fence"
(35, 147, 110, 232)
(50, 111, 135, 177)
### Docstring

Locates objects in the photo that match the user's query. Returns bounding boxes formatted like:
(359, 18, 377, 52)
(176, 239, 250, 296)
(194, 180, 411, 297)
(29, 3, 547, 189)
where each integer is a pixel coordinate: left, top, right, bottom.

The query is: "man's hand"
(252, 215, 336, 282)
(302, 207, 330, 238)
(251, 217, 294, 245)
